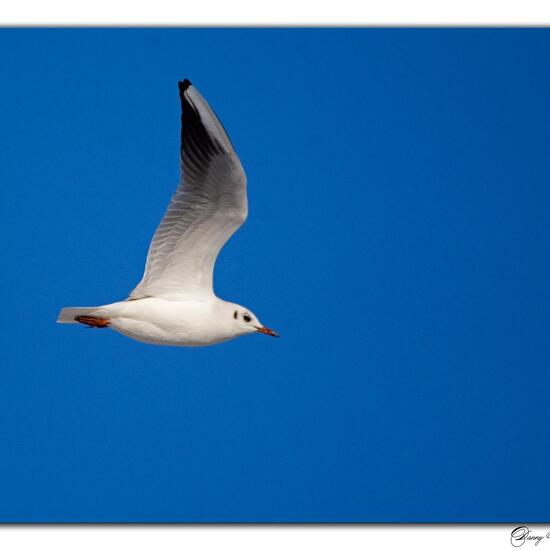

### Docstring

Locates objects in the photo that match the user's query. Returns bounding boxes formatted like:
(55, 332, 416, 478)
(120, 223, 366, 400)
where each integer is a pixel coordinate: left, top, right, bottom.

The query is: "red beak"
(256, 326, 279, 338)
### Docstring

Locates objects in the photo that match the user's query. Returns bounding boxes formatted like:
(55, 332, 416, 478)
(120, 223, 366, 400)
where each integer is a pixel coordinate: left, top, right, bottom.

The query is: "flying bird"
(58, 79, 278, 347)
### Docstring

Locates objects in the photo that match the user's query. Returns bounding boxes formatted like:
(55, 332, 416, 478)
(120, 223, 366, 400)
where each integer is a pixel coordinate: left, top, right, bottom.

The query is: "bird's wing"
(129, 79, 247, 300)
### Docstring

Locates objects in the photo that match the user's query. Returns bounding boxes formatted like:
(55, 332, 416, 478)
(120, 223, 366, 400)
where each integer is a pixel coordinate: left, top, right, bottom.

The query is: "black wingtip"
(178, 79, 192, 96)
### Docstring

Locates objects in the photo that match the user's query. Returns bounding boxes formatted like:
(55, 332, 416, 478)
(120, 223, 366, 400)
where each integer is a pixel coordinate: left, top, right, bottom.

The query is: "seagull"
(58, 79, 278, 347)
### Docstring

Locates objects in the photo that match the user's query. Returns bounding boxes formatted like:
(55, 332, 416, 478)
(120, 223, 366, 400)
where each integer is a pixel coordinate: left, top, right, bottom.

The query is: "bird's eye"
(233, 310, 238, 320)
(243, 314, 251, 323)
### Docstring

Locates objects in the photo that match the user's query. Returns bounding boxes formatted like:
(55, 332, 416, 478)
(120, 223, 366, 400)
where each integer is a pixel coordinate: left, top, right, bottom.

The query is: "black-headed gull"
(58, 79, 278, 347)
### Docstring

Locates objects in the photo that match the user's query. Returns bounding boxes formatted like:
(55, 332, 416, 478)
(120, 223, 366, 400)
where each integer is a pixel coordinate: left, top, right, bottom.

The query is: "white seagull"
(58, 79, 278, 347)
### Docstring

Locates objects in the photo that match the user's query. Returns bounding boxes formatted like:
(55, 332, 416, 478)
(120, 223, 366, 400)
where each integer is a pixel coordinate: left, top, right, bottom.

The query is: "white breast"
(101, 298, 238, 347)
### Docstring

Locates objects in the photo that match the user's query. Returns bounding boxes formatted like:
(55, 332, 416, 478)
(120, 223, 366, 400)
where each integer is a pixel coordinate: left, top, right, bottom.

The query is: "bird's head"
(230, 305, 278, 338)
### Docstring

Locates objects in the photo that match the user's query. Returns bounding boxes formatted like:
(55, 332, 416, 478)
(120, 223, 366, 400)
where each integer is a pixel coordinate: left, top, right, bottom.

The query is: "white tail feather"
(57, 307, 100, 324)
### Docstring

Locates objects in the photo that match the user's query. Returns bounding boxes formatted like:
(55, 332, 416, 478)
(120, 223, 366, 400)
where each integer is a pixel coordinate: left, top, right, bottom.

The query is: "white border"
(0, 525, 544, 550)
(0, 0, 549, 25)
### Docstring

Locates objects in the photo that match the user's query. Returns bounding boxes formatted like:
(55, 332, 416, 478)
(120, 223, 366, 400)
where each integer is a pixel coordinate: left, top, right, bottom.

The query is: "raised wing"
(129, 79, 247, 300)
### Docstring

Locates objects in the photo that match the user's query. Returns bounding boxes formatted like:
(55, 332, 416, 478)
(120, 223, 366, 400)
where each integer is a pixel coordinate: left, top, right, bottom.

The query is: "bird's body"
(62, 298, 248, 347)
(58, 79, 277, 347)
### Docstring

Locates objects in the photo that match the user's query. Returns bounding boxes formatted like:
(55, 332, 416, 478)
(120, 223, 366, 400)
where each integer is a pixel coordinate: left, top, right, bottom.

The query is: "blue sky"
(0, 28, 549, 522)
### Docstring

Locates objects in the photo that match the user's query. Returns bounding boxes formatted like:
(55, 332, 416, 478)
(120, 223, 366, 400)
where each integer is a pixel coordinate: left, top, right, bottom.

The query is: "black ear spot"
(233, 310, 238, 320)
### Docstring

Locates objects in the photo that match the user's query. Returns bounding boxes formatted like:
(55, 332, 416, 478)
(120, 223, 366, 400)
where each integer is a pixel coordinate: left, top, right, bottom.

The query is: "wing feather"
(129, 80, 247, 300)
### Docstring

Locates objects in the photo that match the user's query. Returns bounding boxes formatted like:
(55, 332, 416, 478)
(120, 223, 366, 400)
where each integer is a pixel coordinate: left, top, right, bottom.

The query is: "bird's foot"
(75, 315, 111, 328)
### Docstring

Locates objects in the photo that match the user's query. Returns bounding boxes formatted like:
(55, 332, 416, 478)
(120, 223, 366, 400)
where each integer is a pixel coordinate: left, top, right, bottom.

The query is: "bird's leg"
(75, 315, 111, 328)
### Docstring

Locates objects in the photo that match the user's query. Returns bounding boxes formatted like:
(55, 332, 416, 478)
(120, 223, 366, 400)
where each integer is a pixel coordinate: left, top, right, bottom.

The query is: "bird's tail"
(57, 307, 101, 324)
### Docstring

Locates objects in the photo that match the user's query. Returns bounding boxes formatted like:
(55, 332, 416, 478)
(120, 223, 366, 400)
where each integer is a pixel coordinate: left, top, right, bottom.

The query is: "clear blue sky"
(0, 28, 549, 522)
